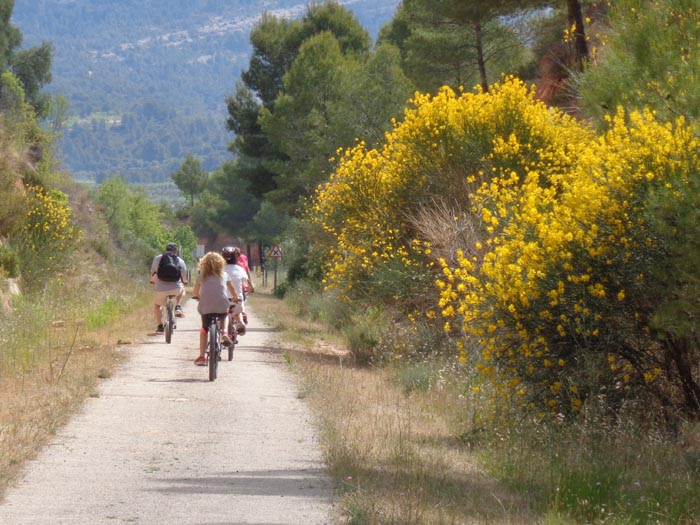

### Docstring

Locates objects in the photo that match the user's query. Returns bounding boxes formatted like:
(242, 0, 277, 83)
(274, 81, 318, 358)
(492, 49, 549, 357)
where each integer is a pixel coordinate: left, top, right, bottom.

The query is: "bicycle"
(204, 313, 225, 381)
(225, 301, 239, 361)
(162, 294, 176, 344)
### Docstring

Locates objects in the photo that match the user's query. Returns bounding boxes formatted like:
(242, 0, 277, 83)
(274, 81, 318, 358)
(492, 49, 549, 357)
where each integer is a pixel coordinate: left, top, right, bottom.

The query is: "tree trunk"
(666, 336, 700, 417)
(474, 21, 488, 93)
(566, 0, 589, 71)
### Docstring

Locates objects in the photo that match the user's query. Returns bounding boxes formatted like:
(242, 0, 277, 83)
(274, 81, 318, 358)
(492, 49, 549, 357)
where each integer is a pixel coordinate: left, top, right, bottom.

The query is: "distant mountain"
(12, 0, 400, 184)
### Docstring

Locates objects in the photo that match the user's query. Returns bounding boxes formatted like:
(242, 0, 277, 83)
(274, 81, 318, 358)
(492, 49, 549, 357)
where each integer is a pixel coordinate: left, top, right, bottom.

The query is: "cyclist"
(221, 246, 251, 337)
(149, 242, 188, 334)
(192, 252, 239, 366)
(236, 252, 255, 324)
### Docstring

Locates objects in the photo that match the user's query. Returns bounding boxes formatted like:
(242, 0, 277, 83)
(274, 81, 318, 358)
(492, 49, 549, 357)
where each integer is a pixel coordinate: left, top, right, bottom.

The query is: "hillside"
(11, 0, 400, 184)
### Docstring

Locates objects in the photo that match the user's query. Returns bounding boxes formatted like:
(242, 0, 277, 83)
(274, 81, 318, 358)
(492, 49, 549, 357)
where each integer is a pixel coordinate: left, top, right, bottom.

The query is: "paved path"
(0, 299, 333, 524)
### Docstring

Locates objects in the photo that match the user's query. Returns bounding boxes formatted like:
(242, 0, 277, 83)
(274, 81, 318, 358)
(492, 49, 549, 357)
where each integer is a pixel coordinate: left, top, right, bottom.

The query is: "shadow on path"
(149, 467, 328, 498)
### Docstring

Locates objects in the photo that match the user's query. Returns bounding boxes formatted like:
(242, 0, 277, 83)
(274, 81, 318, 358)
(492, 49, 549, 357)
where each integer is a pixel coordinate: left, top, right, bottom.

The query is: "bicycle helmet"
(221, 245, 240, 264)
(165, 242, 178, 254)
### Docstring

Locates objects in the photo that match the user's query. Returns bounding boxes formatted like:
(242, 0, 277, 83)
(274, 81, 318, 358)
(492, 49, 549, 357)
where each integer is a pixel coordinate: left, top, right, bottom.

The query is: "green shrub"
(394, 362, 432, 394)
(283, 279, 324, 318)
(0, 244, 19, 278)
(342, 306, 385, 364)
(84, 297, 124, 330)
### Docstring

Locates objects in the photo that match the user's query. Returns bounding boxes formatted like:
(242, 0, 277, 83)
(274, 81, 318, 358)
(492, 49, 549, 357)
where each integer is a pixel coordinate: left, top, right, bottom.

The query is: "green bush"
(0, 244, 19, 278)
(84, 297, 124, 330)
(283, 279, 324, 318)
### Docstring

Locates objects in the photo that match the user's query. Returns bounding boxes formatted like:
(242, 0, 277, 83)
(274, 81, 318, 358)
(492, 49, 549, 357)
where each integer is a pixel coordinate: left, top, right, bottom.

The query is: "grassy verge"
(0, 282, 154, 498)
(250, 285, 700, 525)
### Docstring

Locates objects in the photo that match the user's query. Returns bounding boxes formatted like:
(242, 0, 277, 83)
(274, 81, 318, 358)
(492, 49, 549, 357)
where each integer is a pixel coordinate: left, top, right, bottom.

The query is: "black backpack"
(156, 252, 181, 282)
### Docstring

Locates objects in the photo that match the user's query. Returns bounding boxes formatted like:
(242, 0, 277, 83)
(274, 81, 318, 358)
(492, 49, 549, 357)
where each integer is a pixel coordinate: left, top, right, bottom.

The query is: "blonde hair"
(198, 252, 225, 280)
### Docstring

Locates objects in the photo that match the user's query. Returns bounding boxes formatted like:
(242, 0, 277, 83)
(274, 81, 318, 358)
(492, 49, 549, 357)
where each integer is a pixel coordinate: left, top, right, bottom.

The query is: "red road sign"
(269, 245, 283, 258)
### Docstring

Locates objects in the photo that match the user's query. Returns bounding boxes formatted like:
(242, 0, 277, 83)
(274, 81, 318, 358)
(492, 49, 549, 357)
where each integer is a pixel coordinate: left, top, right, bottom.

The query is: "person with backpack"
(149, 242, 188, 334)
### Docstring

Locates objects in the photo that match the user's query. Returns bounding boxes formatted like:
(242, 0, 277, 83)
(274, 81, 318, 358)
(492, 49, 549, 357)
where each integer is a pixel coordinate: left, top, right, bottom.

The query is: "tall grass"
(480, 410, 700, 524)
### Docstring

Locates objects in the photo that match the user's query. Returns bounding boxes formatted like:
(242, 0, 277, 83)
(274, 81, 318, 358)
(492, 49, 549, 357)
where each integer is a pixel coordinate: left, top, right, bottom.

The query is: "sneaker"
(175, 305, 185, 318)
(194, 356, 206, 366)
(221, 333, 232, 347)
(237, 323, 246, 336)
(156, 324, 165, 334)
(242, 312, 248, 325)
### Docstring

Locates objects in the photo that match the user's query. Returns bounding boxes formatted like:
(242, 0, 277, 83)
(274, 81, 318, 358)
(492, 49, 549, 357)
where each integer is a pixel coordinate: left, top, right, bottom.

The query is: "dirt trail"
(0, 299, 333, 524)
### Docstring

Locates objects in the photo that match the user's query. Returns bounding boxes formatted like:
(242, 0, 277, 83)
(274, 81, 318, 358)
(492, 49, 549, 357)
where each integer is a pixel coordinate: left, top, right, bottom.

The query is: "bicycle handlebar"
(192, 296, 238, 302)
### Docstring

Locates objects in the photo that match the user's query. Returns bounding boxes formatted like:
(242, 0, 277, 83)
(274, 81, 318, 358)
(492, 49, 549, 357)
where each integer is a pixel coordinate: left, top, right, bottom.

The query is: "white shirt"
(223, 263, 247, 300)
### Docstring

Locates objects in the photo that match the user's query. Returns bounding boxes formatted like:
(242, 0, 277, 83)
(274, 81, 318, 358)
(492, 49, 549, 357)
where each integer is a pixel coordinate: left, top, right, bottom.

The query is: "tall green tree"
(171, 153, 208, 207)
(240, 12, 300, 110)
(259, 32, 413, 214)
(382, 0, 537, 93)
(328, 43, 414, 148)
(225, 82, 275, 200)
(241, 2, 371, 109)
(258, 32, 345, 211)
(225, 1, 372, 209)
(0, 0, 52, 117)
(246, 200, 289, 244)
(208, 160, 259, 233)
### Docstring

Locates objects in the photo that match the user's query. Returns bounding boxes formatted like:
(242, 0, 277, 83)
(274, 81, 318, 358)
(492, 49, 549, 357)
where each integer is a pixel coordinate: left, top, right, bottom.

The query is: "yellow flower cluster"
(309, 78, 585, 302)
(22, 185, 82, 254)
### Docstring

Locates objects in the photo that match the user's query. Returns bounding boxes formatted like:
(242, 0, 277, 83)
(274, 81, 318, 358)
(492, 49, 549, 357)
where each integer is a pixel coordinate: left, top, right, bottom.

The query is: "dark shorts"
(201, 313, 226, 329)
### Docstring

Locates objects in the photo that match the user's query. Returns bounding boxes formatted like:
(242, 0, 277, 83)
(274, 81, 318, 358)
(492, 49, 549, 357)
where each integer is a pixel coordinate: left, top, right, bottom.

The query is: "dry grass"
(0, 294, 153, 498)
(250, 287, 542, 525)
(250, 285, 350, 361)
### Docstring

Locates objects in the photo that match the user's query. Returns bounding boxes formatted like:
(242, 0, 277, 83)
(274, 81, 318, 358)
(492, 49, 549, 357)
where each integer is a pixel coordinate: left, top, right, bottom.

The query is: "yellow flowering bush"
(309, 75, 700, 418)
(19, 185, 82, 281)
(309, 77, 587, 306)
(441, 107, 700, 416)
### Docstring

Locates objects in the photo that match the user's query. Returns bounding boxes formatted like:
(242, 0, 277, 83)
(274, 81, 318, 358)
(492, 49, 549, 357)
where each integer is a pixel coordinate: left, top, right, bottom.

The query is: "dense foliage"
(305, 1, 700, 424)
(379, 0, 547, 93)
(579, 0, 700, 123)
(61, 107, 229, 184)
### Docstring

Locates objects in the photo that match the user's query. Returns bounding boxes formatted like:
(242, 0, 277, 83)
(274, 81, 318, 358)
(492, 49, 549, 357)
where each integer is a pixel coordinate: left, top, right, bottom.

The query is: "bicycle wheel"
(227, 313, 235, 361)
(208, 321, 218, 381)
(165, 300, 174, 344)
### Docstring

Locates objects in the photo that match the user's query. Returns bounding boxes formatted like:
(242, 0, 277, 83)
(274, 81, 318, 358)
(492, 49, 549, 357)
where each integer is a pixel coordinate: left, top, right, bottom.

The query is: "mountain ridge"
(12, 0, 400, 184)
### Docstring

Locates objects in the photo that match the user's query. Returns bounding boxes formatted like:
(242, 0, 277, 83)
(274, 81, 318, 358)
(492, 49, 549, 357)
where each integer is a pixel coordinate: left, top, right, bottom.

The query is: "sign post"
(268, 244, 283, 291)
